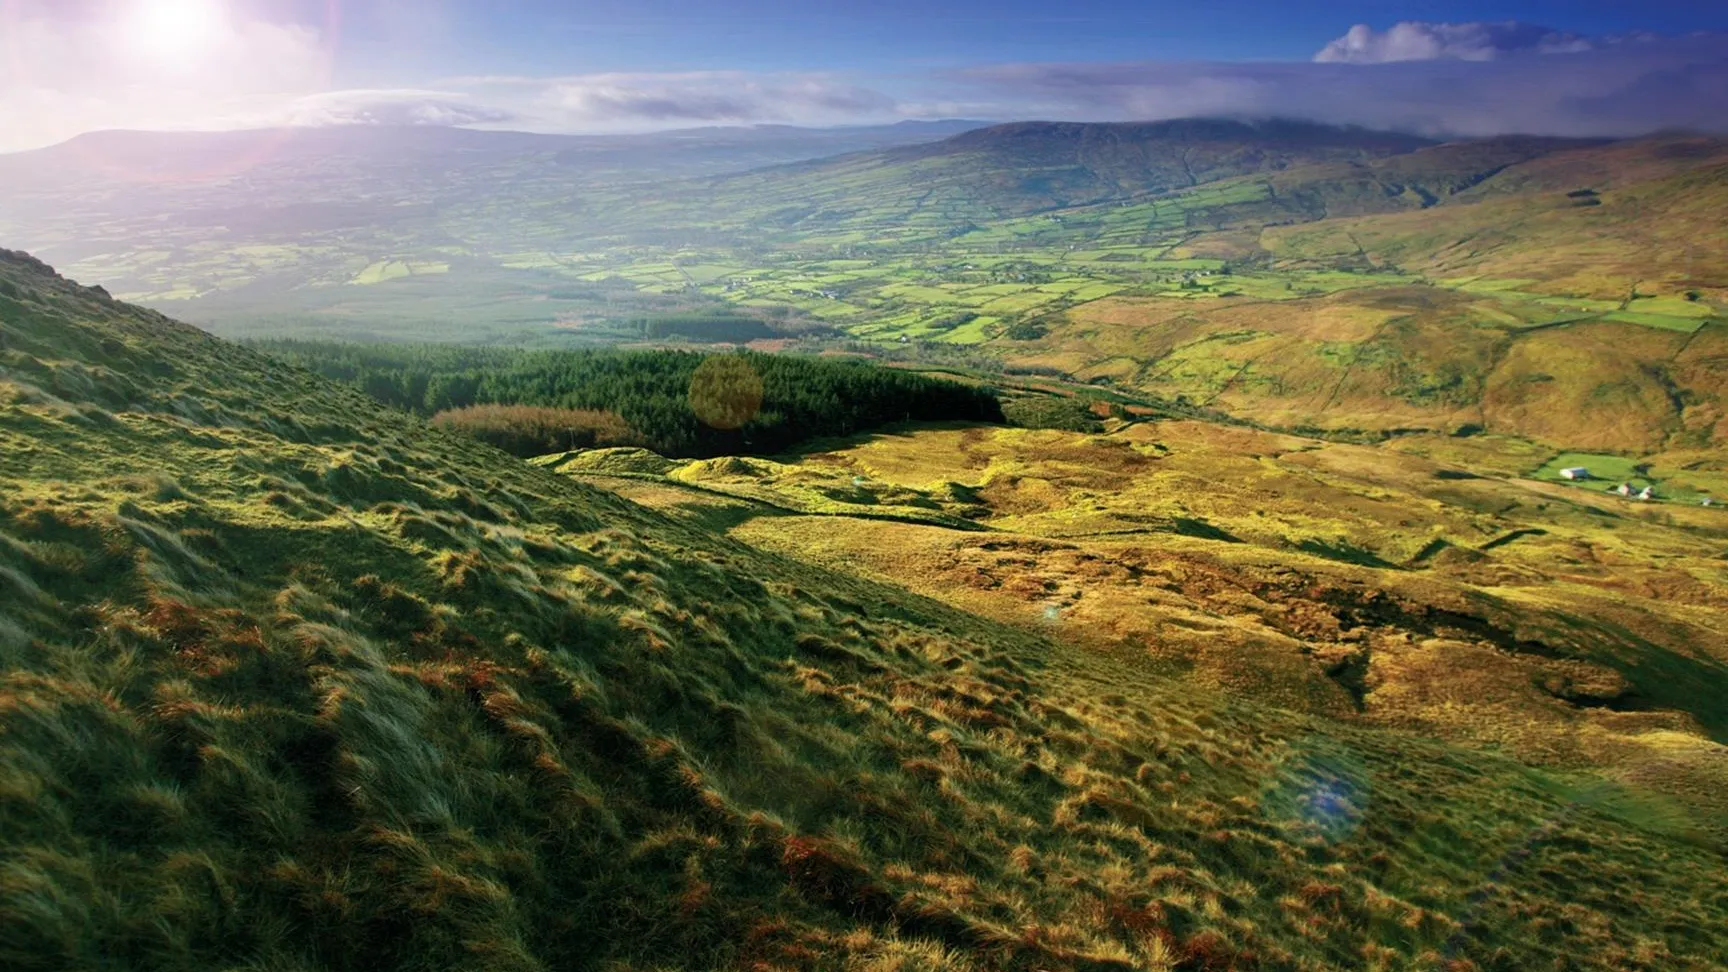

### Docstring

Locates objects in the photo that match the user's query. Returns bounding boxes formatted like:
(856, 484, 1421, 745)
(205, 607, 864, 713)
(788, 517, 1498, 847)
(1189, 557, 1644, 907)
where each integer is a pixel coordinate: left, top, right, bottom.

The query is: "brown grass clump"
(432, 404, 640, 457)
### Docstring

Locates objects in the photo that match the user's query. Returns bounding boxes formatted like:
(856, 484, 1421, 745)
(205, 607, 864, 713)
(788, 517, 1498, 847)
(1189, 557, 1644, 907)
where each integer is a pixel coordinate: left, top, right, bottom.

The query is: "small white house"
(1702, 497, 1715, 508)
(1559, 467, 1591, 481)
(1616, 483, 1634, 497)
(1638, 487, 1656, 502)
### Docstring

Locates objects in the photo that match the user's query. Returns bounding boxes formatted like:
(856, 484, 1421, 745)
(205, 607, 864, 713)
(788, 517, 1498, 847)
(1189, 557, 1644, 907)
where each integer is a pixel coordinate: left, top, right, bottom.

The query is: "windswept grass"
(3, 248, 1728, 970)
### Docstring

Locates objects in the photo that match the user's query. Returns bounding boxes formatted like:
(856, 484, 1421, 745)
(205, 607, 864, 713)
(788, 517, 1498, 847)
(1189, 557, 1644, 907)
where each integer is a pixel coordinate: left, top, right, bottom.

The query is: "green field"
(1534, 452, 1649, 485)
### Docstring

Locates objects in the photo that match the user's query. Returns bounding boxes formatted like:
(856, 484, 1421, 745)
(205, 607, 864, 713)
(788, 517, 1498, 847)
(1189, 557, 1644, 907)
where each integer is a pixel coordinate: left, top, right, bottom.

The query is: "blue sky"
(2, 0, 1726, 150)
(343, 1, 1728, 75)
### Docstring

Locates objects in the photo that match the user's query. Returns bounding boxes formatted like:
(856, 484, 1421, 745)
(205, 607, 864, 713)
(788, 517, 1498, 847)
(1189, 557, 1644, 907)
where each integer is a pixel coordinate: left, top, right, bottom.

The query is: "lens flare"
(1260, 739, 1368, 844)
(688, 356, 764, 431)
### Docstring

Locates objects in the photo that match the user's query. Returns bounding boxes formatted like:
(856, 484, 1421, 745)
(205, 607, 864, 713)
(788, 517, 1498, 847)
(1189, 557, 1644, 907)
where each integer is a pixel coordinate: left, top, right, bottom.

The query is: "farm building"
(1638, 487, 1656, 502)
(1615, 483, 1634, 497)
(1560, 467, 1591, 481)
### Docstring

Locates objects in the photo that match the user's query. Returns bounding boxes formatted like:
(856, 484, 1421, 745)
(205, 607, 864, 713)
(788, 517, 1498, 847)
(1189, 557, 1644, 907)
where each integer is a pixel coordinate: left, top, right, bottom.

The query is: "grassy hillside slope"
(739, 119, 1432, 217)
(987, 138, 1728, 452)
(1266, 153, 1728, 299)
(554, 424, 1728, 822)
(1033, 288, 1728, 453)
(5, 254, 1728, 970)
(623, 124, 1611, 252)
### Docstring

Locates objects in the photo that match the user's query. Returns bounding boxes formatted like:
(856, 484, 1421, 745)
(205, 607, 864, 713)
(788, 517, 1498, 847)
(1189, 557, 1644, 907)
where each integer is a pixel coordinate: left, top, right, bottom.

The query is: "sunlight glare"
(121, 0, 229, 62)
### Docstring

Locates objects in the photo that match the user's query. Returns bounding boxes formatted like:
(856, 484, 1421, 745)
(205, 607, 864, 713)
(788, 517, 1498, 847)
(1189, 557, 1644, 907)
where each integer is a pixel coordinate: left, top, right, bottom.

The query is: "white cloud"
(462, 72, 902, 129)
(0, 13, 907, 153)
(1315, 21, 1594, 64)
(256, 90, 517, 129)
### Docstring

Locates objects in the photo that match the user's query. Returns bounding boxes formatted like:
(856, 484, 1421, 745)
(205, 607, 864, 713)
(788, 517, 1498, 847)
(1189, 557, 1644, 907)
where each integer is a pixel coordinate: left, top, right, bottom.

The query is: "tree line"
(253, 341, 1004, 458)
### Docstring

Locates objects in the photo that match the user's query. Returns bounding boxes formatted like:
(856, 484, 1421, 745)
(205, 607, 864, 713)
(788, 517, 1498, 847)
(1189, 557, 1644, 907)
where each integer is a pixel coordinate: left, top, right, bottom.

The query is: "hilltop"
(701, 118, 1437, 222)
(0, 120, 988, 190)
(4, 252, 1728, 969)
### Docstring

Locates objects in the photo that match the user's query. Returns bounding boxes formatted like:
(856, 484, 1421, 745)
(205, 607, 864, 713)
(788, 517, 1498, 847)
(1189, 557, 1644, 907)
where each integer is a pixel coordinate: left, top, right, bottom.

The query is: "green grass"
(1527, 452, 1720, 502)
(1626, 295, 1716, 319)
(935, 317, 995, 344)
(6, 248, 1728, 970)
(1533, 452, 1648, 485)
(1602, 311, 1708, 333)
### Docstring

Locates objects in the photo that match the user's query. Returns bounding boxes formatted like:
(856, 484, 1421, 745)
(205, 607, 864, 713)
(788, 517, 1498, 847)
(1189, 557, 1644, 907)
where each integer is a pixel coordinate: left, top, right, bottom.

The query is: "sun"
(120, 0, 229, 62)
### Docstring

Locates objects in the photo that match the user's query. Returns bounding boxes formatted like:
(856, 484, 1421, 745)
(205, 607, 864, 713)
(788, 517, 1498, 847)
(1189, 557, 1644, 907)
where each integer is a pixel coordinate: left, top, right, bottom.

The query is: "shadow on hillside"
(1571, 616, 1728, 744)
(669, 500, 783, 533)
(1173, 517, 1244, 544)
(776, 419, 1002, 460)
(1295, 537, 1401, 570)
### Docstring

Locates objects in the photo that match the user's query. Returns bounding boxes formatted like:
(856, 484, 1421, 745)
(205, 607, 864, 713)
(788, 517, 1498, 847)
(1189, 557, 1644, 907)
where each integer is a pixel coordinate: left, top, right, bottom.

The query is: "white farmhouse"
(1559, 467, 1591, 481)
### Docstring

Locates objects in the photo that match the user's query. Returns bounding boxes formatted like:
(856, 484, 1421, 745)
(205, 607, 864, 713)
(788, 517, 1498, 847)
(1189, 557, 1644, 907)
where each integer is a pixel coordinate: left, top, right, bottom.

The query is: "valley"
(6, 241, 1728, 971)
(3, 111, 1728, 971)
(7, 120, 1723, 459)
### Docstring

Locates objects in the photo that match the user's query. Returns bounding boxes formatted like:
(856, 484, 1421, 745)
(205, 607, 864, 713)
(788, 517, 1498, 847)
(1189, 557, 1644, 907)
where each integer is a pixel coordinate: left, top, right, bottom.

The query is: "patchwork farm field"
(7, 118, 1726, 457)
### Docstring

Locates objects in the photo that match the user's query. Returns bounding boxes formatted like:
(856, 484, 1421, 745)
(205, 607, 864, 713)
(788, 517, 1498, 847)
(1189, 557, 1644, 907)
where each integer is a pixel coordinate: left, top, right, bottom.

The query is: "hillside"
(5, 251, 1728, 969)
(9, 116, 1723, 380)
(1024, 284, 1728, 454)
(1266, 149, 1728, 297)
(0, 121, 988, 195)
(546, 424, 1728, 823)
(689, 119, 1437, 229)
(994, 138, 1728, 452)
(0, 122, 985, 341)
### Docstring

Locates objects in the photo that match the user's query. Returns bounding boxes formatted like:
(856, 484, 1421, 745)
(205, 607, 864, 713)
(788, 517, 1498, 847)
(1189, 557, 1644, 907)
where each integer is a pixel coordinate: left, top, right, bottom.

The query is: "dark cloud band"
(951, 32, 1728, 137)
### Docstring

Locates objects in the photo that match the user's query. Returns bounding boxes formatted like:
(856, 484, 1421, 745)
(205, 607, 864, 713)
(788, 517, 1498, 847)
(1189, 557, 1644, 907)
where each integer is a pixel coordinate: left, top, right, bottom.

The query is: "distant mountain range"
(0, 120, 991, 188)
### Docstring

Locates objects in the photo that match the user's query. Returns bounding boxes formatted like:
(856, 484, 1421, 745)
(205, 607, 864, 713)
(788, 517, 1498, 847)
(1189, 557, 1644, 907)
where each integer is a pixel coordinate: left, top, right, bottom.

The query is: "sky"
(2, 0, 1727, 152)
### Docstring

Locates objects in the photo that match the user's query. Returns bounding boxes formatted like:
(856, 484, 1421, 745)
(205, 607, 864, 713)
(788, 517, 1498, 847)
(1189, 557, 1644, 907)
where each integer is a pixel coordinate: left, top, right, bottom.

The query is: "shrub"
(432, 405, 641, 458)
(1002, 396, 1103, 433)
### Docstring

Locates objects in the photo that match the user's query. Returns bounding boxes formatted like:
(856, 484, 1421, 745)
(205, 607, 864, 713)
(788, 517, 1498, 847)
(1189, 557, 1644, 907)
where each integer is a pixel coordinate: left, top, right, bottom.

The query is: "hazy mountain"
(2, 119, 1722, 454)
(0, 120, 990, 188)
(897, 117, 1439, 191)
(0, 120, 988, 261)
(692, 118, 1443, 226)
